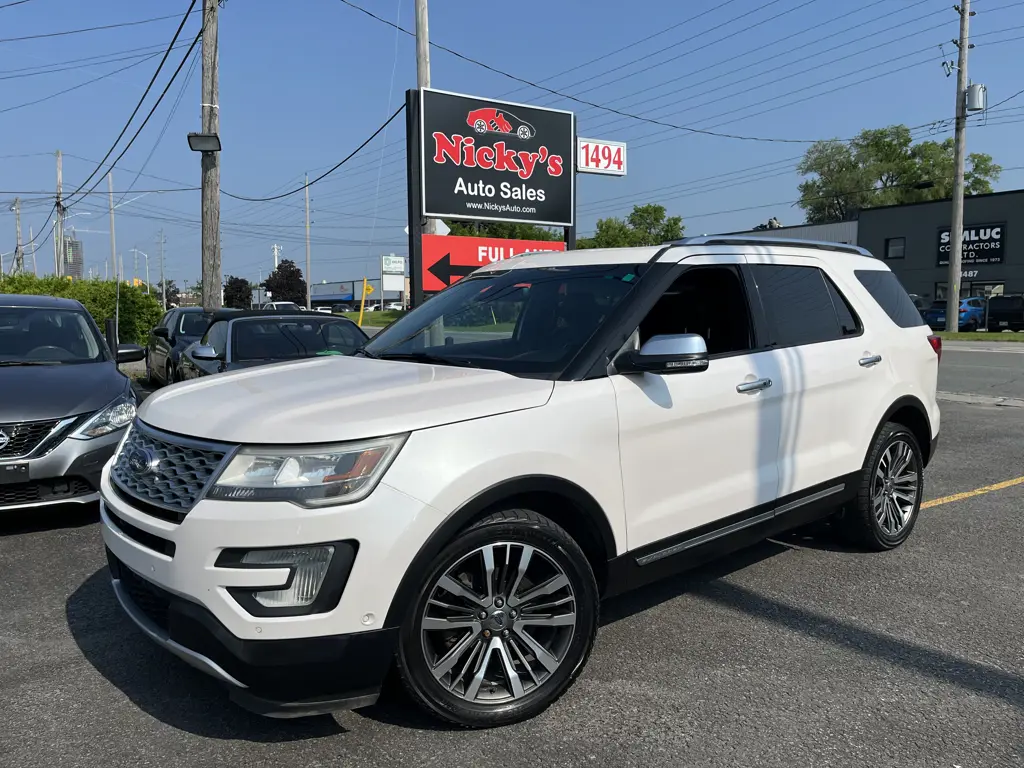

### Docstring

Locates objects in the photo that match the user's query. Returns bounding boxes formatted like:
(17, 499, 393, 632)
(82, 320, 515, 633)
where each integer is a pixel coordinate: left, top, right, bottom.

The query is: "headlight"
(71, 394, 137, 439)
(207, 434, 407, 507)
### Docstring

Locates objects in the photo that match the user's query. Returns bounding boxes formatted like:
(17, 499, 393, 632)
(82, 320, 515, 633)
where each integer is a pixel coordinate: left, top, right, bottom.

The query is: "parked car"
(383, 301, 404, 311)
(260, 301, 303, 311)
(314, 307, 333, 314)
(986, 294, 1024, 331)
(176, 310, 368, 380)
(922, 297, 985, 331)
(331, 303, 355, 314)
(146, 307, 213, 386)
(100, 237, 939, 727)
(0, 294, 144, 513)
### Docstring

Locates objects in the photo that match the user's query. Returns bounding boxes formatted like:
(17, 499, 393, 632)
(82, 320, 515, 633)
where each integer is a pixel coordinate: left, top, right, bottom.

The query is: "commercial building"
(724, 188, 1023, 301)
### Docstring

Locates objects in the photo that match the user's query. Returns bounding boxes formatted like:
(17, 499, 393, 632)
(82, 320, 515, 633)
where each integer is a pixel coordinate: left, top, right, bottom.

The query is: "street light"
(187, 132, 221, 153)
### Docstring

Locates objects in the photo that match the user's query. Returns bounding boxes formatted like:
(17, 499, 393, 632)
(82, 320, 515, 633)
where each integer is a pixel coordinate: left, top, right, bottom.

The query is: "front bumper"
(0, 429, 121, 510)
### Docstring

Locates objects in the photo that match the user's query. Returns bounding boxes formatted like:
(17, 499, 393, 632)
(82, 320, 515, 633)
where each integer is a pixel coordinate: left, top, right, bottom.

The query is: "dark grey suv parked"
(145, 306, 213, 385)
(0, 294, 145, 512)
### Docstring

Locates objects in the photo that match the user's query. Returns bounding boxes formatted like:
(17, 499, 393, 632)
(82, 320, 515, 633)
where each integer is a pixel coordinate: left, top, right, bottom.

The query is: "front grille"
(0, 418, 60, 459)
(0, 477, 94, 507)
(110, 422, 229, 519)
(114, 555, 172, 632)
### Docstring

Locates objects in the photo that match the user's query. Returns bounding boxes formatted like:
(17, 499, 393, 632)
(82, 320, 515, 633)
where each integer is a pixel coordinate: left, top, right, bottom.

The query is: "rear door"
(746, 258, 888, 499)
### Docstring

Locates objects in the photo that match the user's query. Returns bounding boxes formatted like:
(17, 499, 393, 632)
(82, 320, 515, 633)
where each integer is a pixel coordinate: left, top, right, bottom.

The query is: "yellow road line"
(922, 475, 1024, 509)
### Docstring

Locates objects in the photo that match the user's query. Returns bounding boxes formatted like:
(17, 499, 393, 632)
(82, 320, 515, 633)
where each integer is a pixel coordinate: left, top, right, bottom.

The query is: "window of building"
(637, 266, 755, 356)
(884, 237, 906, 260)
(935, 282, 1004, 300)
(856, 270, 925, 328)
(749, 265, 846, 347)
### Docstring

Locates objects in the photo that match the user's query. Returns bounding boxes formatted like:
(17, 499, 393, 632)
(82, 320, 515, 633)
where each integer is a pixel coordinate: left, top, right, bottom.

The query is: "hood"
(137, 355, 554, 444)
(0, 361, 129, 422)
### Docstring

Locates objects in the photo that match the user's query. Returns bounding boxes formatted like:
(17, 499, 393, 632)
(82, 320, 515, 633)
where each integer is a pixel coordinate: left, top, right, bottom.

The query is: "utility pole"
(133, 245, 138, 284)
(107, 172, 117, 283)
(200, 0, 222, 310)
(945, 0, 973, 333)
(415, 0, 437, 239)
(272, 243, 281, 268)
(11, 198, 23, 273)
(28, 226, 37, 275)
(157, 229, 166, 309)
(55, 150, 64, 277)
(305, 173, 312, 310)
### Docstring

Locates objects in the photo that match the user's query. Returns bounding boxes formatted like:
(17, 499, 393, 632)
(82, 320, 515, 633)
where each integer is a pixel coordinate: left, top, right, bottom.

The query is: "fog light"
(242, 546, 334, 608)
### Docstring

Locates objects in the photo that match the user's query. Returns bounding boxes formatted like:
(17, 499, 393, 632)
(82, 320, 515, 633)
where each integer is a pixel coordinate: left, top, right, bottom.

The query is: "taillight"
(927, 334, 942, 363)
(959, 308, 967, 314)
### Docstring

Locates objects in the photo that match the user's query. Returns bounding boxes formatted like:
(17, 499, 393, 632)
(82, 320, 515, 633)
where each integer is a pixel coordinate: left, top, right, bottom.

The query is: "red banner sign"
(421, 234, 566, 292)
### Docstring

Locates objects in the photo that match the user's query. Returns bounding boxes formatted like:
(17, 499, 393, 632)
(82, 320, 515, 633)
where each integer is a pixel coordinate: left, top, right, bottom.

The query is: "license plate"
(1000, 320, 1009, 326)
(936, 315, 945, 323)
(0, 463, 29, 484)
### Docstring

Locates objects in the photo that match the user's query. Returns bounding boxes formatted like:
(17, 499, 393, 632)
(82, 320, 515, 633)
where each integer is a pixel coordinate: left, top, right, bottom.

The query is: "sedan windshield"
(363, 264, 643, 378)
(179, 311, 212, 336)
(0, 307, 107, 364)
(231, 317, 366, 361)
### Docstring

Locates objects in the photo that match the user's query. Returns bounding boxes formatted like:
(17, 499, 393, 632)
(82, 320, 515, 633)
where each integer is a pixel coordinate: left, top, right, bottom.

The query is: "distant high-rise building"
(63, 236, 84, 279)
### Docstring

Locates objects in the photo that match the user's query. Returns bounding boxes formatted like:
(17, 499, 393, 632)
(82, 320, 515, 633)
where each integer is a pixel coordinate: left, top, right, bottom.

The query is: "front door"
(613, 258, 782, 551)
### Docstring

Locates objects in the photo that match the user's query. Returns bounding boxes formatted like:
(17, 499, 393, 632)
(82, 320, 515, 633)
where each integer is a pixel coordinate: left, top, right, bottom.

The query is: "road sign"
(420, 88, 575, 227)
(382, 254, 406, 274)
(421, 234, 566, 292)
(363, 282, 374, 295)
(577, 137, 627, 176)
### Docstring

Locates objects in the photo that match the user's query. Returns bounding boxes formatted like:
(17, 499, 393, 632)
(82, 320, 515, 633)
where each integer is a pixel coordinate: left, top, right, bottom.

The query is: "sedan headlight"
(208, 434, 407, 507)
(70, 394, 137, 439)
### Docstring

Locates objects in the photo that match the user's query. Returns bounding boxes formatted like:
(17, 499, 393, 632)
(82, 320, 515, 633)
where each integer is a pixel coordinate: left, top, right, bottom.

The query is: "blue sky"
(2, 0, 1022, 289)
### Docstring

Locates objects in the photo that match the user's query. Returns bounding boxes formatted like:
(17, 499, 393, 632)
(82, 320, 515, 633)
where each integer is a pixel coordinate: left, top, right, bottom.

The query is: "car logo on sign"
(126, 447, 158, 476)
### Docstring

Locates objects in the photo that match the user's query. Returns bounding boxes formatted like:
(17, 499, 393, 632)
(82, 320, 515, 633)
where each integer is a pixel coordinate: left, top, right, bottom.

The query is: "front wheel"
(396, 508, 598, 728)
(165, 360, 176, 385)
(840, 423, 924, 550)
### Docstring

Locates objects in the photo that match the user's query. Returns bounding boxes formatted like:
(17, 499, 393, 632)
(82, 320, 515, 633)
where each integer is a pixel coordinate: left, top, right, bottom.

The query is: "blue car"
(922, 297, 985, 331)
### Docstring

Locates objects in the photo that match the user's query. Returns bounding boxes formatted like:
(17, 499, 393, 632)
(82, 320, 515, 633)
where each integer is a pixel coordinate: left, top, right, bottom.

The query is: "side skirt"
(602, 474, 859, 599)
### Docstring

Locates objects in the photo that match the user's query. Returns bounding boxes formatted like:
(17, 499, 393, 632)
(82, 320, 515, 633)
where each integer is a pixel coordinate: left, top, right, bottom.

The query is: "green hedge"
(0, 274, 163, 345)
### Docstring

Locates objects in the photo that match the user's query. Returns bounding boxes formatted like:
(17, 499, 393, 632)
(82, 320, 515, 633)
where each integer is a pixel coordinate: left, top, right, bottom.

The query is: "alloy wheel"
(871, 438, 919, 536)
(420, 542, 576, 704)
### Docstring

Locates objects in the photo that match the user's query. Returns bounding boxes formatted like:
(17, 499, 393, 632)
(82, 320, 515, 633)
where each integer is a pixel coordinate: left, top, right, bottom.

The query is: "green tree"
(222, 275, 252, 309)
(156, 279, 179, 307)
(262, 259, 306, 304)
(578, 204, 684, 249)
(797, 125, 1001, 223)
(445, 220, 561, 241)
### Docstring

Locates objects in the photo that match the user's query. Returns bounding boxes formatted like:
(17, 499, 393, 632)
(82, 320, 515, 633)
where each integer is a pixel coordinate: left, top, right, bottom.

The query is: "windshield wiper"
(376, 351, 480, 368)
(0, 360, 61, 366)
(353, 347, 379, 359)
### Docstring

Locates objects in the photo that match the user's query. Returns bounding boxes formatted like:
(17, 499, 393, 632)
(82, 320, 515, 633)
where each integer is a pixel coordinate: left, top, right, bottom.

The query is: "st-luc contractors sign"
(420, 88, 575, 227)
(937, 222, 1006, 266)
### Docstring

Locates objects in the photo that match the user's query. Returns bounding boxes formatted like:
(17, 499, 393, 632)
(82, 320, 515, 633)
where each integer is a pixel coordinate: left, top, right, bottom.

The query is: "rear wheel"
(144, 352, 153, 384)
(840, 422, 924, 550)
(396, 508, 598, 728)
(165, 360, 175, 385)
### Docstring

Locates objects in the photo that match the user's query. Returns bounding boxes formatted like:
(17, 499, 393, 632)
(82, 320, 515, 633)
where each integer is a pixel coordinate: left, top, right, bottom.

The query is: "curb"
(937, 391, 1024, 408)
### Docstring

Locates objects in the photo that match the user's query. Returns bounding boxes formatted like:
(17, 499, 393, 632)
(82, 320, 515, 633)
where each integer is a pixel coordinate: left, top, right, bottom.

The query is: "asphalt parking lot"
(3, 354, 1023, 767)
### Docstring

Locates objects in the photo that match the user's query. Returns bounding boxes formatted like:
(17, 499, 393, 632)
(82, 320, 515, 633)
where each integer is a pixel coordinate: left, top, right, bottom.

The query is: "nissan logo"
(126, 447, 158, 476)
(0, 429, 9, 451)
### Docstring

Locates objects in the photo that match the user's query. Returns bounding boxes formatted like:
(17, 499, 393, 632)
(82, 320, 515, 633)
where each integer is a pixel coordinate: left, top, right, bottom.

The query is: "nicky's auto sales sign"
(420, 88, 575, 227)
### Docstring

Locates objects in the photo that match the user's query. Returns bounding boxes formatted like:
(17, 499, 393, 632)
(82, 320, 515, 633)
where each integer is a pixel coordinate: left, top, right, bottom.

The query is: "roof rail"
(664, 235, 873, 258)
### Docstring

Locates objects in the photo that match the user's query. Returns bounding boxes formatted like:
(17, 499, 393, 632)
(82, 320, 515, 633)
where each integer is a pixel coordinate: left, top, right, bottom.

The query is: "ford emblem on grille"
(0, 430, 8, 451)
(126, 447, 159, 476)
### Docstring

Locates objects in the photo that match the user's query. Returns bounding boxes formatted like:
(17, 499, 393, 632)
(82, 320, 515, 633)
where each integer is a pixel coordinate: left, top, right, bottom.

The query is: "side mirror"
(153, 326, 170, 339)
(191, 344, 220, 361)
(615, 333, 709, 375)
(116, 344, 146, 364)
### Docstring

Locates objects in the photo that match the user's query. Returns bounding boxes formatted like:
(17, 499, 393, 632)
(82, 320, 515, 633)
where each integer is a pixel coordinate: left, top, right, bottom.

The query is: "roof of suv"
(0, 293, 85, 309)
(475, 236, 879, 273)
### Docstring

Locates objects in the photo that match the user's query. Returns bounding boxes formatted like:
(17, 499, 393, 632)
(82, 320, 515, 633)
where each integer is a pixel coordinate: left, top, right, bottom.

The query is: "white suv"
(99, 237, 940, 727)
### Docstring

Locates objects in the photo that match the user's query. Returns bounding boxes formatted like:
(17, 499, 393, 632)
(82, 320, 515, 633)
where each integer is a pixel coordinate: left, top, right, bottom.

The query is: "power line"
(986, 86, 1024, 111)
(65, 0, 199, 206)
(0, 0, 36, 9)
(337, 0, 829, 144)
(0, 9, 200, 44)
(221, 104, 407, 202)
(0, 41, 192, 81)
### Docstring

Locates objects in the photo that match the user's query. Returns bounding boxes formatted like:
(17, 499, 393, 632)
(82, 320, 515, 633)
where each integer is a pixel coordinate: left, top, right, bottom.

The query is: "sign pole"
(405, 88, 425, 309)
(564, 226, 576, 250)
(358, 277, 368, 327)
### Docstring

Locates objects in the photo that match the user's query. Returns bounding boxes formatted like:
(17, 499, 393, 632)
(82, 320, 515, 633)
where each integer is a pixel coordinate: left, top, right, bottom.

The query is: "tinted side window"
(158, 311, 174, 329)
(202, 321, 229, 356)
(823, 275, 861, 337)
(854, 270, 926, 328)
(750, 265, 841, 346)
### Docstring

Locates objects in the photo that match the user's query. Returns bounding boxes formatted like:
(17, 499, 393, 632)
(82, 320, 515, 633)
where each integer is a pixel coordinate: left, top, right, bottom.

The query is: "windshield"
(231, 317, 366, 361)
(179, 311, 212, 336)
(929, 301, 948, 309)
(363, 264, 642, 378)
(0, 306, 106, 364)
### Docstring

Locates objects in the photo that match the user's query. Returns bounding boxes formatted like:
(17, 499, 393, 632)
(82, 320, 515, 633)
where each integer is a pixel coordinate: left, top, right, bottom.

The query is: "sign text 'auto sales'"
(420, 89, 574, 227)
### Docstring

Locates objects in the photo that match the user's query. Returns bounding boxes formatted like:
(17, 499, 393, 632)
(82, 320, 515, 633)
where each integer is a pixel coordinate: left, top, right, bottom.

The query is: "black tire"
(840, 422, 924, 551)
(165, 360, 175, 385)
(395, 508, 598, 728)
(144, 352, 154, 385)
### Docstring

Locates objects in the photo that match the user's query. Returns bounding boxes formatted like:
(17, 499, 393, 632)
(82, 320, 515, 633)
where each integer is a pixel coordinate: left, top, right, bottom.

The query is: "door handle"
(859, 354, 883, 367)
(736, 378, 772, 393)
